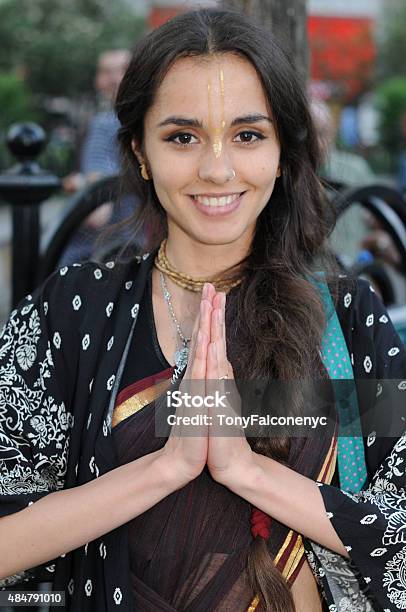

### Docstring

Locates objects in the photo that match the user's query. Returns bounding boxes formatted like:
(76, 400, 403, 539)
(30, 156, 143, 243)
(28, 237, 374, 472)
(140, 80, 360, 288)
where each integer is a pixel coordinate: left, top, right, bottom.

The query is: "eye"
(234, 130, 265, 144)
(165, 132, 198, 147)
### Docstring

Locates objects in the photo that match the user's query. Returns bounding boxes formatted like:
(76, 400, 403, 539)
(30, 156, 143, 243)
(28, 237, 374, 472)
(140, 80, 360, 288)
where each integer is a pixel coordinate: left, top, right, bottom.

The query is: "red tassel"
(250, 507, 271, 540)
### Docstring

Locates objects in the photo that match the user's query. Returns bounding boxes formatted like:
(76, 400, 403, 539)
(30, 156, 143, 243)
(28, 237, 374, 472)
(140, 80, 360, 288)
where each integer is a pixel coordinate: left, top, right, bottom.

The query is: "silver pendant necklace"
(159, 271, 191, 370)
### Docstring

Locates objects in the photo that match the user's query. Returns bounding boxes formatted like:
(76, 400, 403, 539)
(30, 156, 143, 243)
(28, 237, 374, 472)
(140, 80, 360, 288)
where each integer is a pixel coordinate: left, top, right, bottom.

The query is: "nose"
(198, 145, 235, 184)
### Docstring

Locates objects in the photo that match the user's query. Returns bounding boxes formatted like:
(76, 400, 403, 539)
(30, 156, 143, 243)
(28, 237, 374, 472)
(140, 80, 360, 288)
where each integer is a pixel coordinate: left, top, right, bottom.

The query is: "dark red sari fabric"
(112, 377, 258, 611)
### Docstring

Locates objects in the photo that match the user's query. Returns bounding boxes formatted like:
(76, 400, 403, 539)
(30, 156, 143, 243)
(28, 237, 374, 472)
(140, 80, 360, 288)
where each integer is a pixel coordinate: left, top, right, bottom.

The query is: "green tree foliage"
(376, 77, 406, 156)
(0, 0, 146, 99)
(374, 1, 406, 167)
(0, 72, 37, 168)
(0, 73, 35, 130)
(378, 0, 406, 81)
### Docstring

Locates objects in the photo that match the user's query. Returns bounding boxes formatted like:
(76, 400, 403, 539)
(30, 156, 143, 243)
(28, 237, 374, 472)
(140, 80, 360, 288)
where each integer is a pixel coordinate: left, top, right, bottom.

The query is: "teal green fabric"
(394, 320, 406, 348)
(316, 279, 368, 493)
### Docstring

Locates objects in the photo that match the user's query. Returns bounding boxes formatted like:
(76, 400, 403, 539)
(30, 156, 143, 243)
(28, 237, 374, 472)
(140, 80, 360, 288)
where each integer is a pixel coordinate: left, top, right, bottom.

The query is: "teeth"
(194, 193, 241, 207)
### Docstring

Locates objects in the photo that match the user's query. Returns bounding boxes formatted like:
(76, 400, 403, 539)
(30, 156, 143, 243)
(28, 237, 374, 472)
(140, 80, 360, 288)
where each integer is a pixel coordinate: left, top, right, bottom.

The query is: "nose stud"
(227, 169, 236, 181)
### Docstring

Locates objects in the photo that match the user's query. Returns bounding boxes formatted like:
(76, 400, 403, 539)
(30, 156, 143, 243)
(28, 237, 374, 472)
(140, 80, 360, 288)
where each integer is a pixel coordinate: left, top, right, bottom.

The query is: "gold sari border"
(247, 433, 338, 611)
(112, 378, 171, 429)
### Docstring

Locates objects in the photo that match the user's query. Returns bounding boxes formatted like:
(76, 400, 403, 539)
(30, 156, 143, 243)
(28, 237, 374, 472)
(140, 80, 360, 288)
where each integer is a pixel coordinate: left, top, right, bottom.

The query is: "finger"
(189, 295, 212, 400)
(212, 291, 222, 311)
(189, 299, 211, 381)
(220, 294, 233, 382)
(200, 285, 214, 345)
(189, 300, 211, 434)
(188, 296, 210, 370)
(210, 307, 221, 345)
(213, 295, 228, 373)
(204, 282, 216, 305)
(190, 327, 208, 380)
(220, 292, 227, 359)
(206, 341, 219, 412)
(176, 308, 201, 426)
(210, 293, 222, 344)
(221, 293, 227, 348)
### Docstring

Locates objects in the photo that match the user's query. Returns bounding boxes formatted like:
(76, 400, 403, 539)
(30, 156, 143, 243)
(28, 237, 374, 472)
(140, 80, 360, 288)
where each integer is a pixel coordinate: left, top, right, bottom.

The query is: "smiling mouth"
(191, 192, 244, 207)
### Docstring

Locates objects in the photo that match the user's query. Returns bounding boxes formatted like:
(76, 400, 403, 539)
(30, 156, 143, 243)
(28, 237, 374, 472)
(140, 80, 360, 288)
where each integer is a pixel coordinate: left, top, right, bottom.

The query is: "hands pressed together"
(159, 284, 348, 558)
(162, 282, 257, 490)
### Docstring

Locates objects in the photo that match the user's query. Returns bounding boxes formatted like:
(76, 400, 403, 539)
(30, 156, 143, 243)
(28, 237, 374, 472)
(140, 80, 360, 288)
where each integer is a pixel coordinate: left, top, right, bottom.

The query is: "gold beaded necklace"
(154, 239, 243, 293)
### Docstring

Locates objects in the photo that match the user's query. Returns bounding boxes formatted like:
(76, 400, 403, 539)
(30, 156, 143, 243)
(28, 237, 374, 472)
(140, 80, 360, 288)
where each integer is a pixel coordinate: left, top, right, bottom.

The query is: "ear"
(131, 138, 144, 165)
(276, 166, 281, 178)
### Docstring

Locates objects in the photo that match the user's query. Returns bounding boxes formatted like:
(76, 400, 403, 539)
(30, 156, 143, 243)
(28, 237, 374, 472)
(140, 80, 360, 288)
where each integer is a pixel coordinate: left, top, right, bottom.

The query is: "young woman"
(0, 9, 405, 612)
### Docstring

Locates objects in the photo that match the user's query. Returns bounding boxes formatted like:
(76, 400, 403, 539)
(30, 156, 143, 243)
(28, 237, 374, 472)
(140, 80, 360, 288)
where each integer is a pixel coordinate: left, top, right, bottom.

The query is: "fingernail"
(217, 308, 222, 324)
(197, 330, 202, 344)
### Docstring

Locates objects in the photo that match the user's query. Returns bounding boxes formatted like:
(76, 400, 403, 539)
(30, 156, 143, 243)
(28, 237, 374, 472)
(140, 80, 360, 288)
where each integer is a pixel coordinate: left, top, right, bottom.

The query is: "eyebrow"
(157, 113, 272, 128)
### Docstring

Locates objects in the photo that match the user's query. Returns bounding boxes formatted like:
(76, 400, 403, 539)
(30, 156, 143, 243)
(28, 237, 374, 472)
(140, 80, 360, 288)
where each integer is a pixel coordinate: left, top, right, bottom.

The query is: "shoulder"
(333, 276, 381, 323)
(6, 257, 147, 334)
(330, 275, 406, 376)
(39, 257, 142, 298)
(1, 255, 150, 371)
(331, 275, 393, 336)
(332, 277, 404, 344)
(31, 262, 116, 317)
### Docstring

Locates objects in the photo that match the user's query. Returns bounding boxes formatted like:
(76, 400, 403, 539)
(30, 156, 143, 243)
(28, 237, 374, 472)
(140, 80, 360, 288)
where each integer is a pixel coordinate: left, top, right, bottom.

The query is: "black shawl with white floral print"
(0, 252, 405, 611)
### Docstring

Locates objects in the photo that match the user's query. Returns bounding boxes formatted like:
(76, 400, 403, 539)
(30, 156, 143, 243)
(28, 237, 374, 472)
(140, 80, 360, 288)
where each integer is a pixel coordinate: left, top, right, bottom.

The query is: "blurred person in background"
(312, 99, 404, 302)
(60, 49, 134, 265)
(63, 49, 131, 194)
(311, 98, 375, 188)
(311, 98, 375, 269)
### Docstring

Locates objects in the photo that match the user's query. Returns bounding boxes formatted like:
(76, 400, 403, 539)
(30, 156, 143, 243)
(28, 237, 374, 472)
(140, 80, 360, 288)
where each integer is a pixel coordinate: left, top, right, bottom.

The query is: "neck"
(164, 228, 252, 279)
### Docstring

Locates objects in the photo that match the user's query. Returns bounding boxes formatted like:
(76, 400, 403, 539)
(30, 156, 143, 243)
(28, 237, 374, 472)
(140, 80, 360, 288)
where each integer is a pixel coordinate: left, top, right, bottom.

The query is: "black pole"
(11, 205, 40, 304)
(0, 123, 60, 308)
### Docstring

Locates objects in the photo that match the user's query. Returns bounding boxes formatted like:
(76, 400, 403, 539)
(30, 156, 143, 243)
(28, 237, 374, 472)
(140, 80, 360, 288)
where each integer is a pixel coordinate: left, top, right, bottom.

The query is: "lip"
(190, 192, 245, 217)
(191, 192, 242, 197)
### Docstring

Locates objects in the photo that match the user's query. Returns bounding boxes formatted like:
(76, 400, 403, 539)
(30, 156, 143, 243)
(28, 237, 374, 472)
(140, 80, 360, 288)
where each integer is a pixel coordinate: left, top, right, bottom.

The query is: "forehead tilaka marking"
(207, 68, 226, 159)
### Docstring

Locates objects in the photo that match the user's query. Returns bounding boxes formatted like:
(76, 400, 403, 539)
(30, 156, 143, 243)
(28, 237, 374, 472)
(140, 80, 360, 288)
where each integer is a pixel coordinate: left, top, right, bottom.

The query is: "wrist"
(152, 448, 196, 492)
(213, 451, 263, 494)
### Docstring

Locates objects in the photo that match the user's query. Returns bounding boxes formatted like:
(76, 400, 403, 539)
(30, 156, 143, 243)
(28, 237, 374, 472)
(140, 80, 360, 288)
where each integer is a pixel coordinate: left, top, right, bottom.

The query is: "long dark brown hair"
(115, 8, 336, 611)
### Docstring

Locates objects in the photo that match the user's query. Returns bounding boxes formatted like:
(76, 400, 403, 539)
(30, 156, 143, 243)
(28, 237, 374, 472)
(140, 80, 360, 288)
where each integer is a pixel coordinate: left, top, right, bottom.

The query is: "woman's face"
(134, 53, 281, 248)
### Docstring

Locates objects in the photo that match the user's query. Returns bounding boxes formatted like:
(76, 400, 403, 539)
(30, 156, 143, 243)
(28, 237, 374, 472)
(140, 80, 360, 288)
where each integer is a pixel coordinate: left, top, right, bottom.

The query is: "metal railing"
(0, 123, 120, 309)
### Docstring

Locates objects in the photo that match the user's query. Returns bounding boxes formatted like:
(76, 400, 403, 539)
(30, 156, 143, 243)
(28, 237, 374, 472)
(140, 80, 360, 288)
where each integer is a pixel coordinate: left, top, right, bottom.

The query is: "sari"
(112, 367, 337, 611)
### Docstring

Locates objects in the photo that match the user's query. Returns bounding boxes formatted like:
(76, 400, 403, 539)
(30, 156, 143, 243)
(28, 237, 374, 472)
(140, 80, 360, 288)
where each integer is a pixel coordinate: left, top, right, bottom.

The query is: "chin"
(193, 228, 251, 247)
